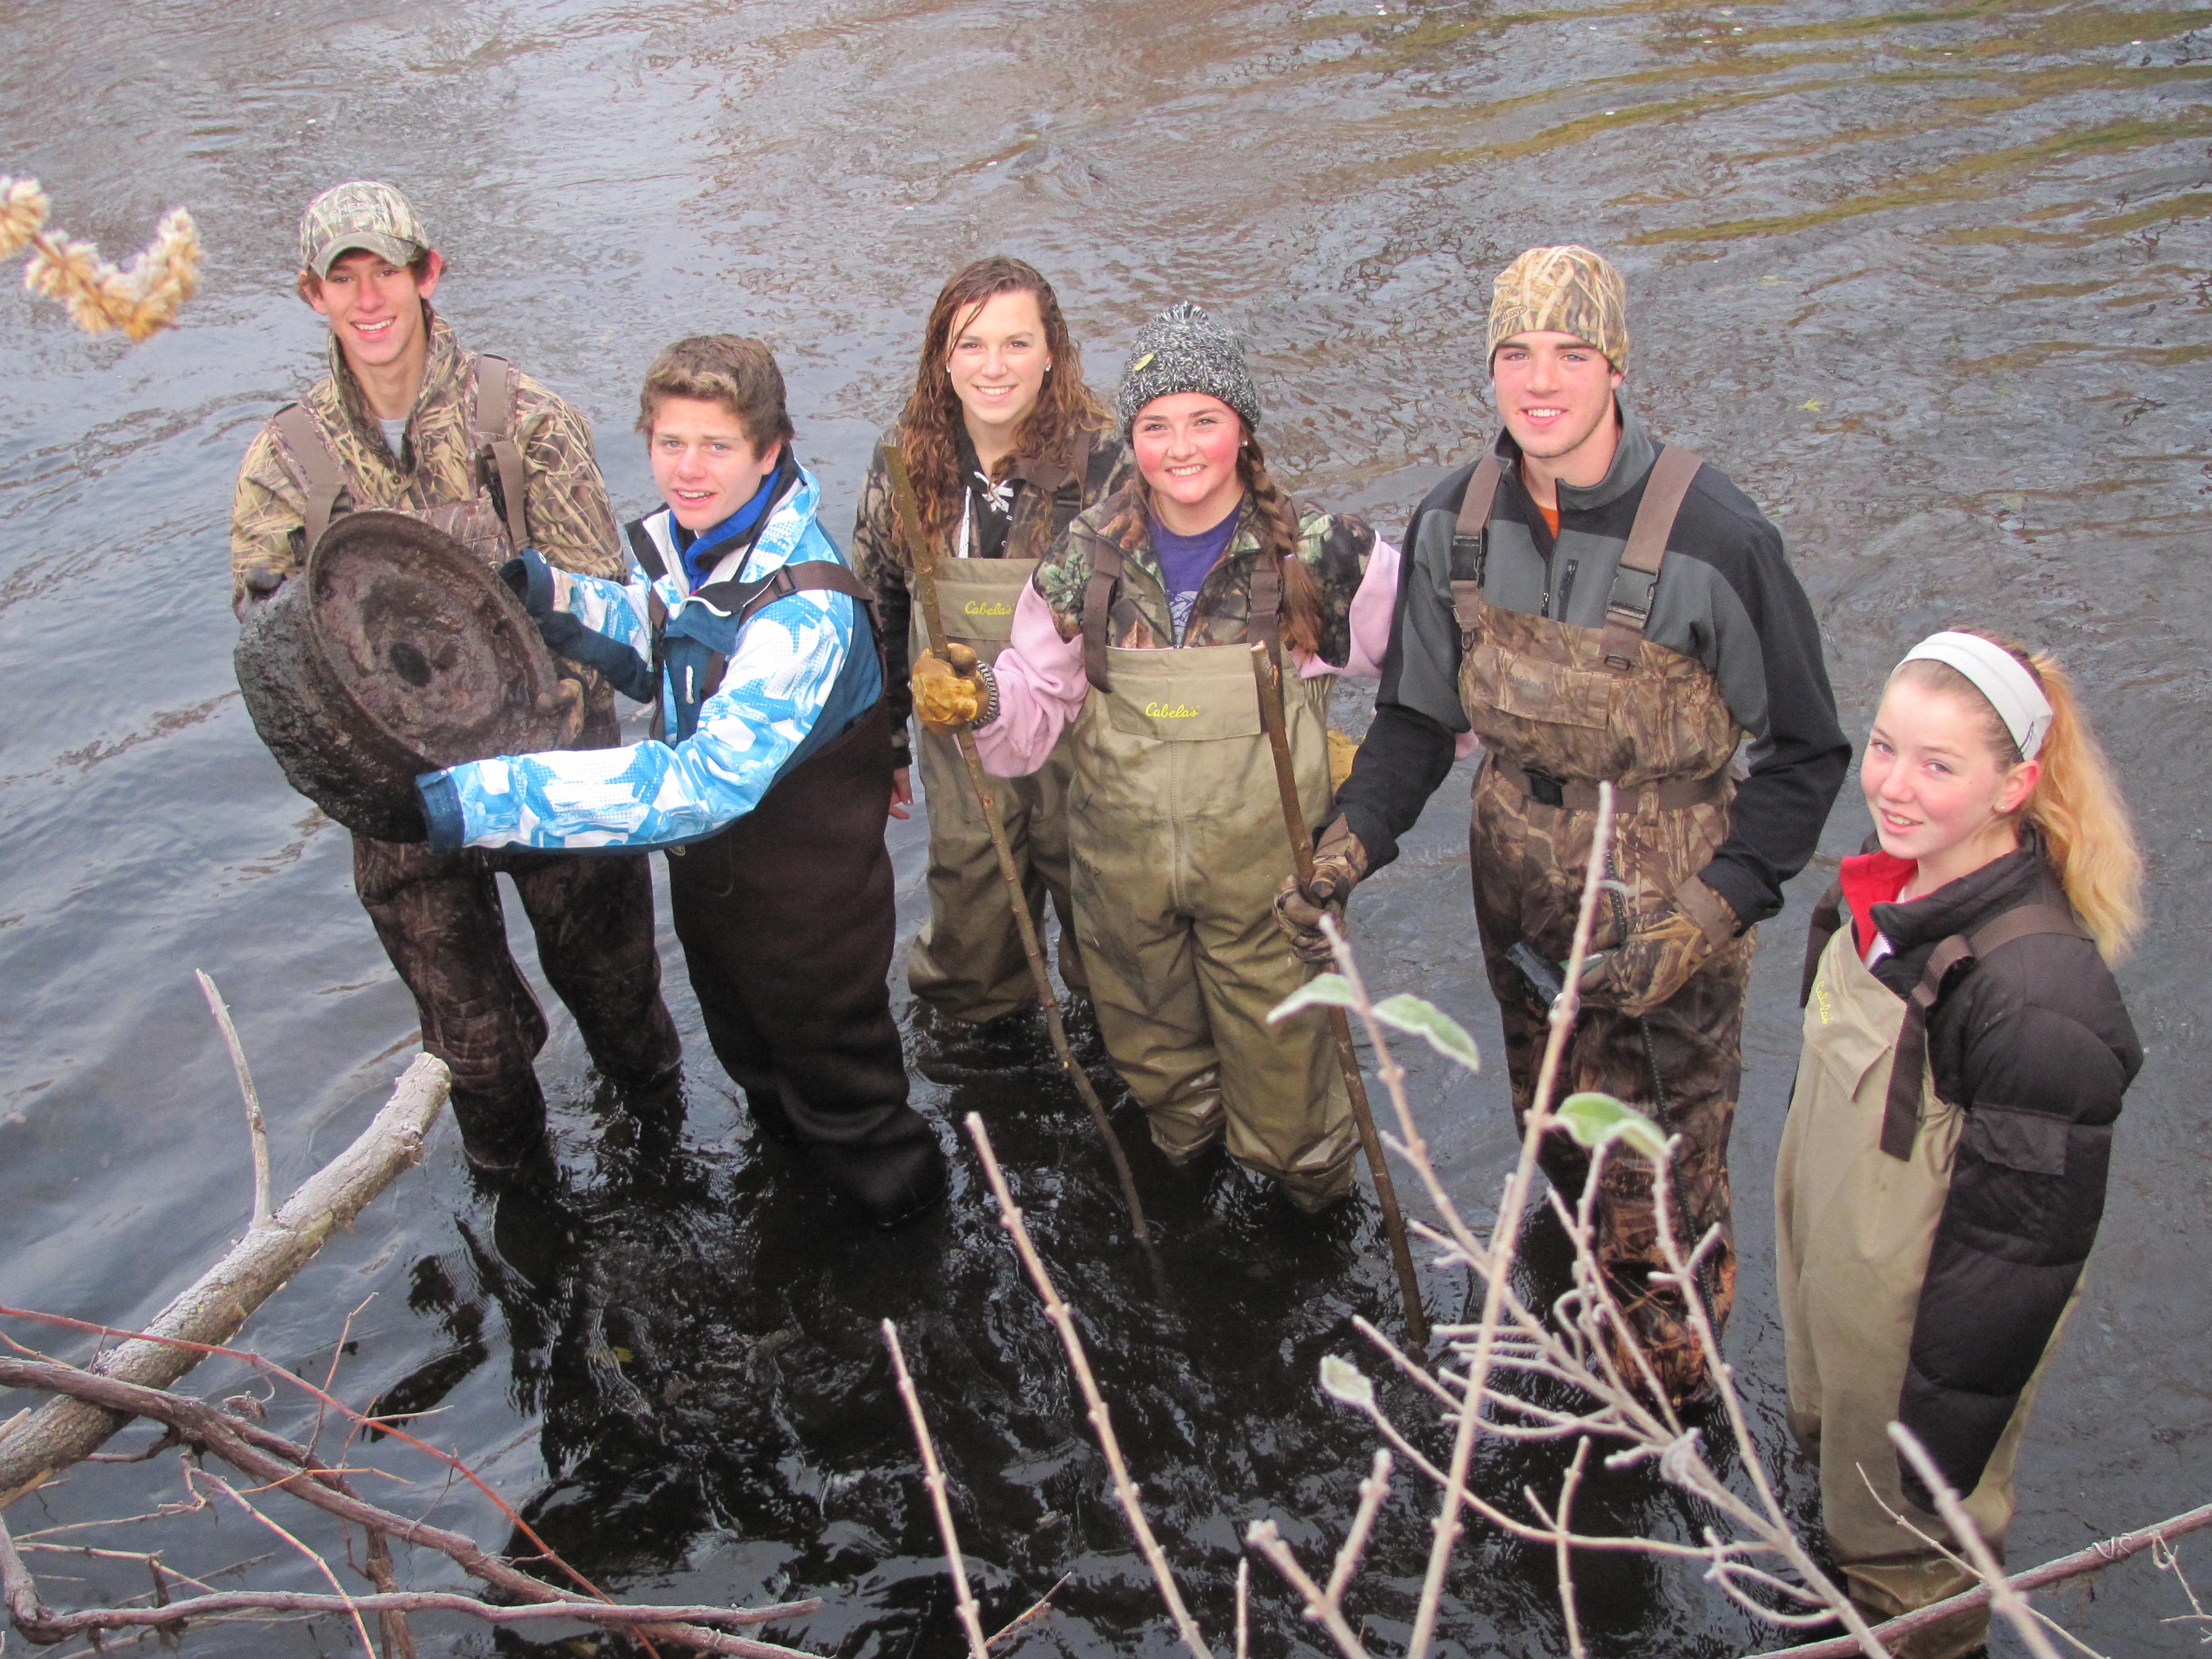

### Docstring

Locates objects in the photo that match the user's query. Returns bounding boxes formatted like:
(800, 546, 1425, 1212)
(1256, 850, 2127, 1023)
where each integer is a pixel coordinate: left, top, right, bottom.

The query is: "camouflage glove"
(912, 643, 998, 733)
(1273, 819, 1369, 964)
(536, 677, 588, 747)
(1578, 875, 1738, 1018)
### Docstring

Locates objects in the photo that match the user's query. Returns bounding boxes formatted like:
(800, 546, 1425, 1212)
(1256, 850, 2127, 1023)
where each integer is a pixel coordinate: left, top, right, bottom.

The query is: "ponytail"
(1894, 631, 2143, 962)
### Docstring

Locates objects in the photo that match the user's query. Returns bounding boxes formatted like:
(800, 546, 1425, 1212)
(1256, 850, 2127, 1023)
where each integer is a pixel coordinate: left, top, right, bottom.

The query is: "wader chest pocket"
(1104, 687, 1262, 742)
(1468, 638, 1614, 731)
(927, 559, 1037, 659)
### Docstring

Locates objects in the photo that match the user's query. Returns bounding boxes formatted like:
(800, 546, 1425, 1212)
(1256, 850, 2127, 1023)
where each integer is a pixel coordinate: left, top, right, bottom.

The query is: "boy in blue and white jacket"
(417, 335, 946, 1227)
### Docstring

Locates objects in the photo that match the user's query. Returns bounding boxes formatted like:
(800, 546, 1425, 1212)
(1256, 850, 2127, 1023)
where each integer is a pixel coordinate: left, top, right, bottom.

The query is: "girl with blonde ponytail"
(910, 301, 1401, 1215)
(1775, 628, 2143, 1656)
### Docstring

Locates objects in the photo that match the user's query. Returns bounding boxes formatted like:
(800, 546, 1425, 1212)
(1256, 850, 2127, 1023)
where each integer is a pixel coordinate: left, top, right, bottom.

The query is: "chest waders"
(1065, 540, 1357, 1209)
(270, 362, 677, 1169)
(903, 437, 1093, 1025)
(1451, 447, 1751, 1401)
(1777, 917, 2083, 1655)
(629, 527, 947, 1227)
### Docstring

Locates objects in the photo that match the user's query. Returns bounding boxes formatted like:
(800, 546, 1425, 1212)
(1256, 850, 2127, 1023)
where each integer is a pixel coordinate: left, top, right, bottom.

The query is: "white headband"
(1899, 631, 2052, 761)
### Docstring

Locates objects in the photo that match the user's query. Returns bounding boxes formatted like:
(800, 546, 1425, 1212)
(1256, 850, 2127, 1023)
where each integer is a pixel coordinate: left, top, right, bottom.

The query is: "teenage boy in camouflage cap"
(230, 180, 680, 1171)
(1282, 246, 1848, 1401)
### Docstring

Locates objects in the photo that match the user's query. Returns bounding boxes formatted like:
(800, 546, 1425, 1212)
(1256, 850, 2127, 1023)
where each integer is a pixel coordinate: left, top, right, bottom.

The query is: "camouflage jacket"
(850, 423, 1130, 764)
(229, 305, 626, 602)
(1035, 484, 1378, 665)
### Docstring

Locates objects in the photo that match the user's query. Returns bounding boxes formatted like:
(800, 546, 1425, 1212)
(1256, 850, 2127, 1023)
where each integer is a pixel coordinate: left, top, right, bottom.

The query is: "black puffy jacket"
(1820, 835, 2141, 1506)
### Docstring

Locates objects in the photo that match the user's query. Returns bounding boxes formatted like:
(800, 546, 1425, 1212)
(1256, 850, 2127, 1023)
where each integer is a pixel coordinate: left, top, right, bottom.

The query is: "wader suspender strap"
(1801, 878, 1846, 1007)
(472, 354, 529, 551)
(1447, 458, 1505, 649)
(1009, 429, 1094, 498)
(1246, 520, 1283, 655)
(625, 519, 668, 581)
(688, 561, 885, 705)
(1600, 444, 1703, 671)
(271, 403, 349, 554)
(1081, 538, 1123, 691)
(1880, 902, 2089, 1161)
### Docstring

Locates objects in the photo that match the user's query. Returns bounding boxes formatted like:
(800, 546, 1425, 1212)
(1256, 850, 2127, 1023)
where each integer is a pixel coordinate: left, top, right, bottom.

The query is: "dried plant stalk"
(882, 1319, 990, 1659)
(2, 176, 201, 341)
(964, 1114, 1211, 1659)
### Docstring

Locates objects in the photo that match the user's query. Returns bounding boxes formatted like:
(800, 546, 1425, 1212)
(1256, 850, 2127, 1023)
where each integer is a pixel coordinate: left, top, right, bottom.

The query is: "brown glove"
(1577, 875, 1738, 1017)
(911, 643, 994, 733)
(1273, 819, 1369, 964)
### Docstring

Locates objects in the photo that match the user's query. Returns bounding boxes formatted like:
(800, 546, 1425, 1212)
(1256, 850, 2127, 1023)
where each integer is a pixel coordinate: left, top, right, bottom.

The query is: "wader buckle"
(1524, 766, 1568, 808)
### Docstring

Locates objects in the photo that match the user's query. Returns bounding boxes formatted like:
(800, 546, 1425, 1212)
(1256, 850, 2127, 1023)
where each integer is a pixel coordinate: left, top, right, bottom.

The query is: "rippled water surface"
(3, 1, 2207, 1654)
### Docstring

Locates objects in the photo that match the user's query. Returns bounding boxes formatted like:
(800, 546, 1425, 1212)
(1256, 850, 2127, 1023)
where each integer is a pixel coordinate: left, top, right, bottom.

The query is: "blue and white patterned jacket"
(419, 463, 882, 853)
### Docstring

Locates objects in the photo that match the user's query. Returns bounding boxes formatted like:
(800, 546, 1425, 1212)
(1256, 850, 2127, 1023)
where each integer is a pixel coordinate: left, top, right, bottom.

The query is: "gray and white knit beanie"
(1114, 302, 1262, 435)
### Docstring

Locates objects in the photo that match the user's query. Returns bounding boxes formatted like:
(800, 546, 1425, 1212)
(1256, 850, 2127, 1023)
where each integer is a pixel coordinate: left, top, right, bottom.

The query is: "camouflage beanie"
(1486, 245, 1630, 374)
(1114, 302, 1262, 435)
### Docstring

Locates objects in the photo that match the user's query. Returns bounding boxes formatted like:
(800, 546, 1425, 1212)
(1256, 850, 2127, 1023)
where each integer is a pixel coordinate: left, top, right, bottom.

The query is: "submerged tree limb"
(0, 1360, 820, 1658)
(1749, 1499, 2212, 1659)
(0, 1054, 451, 1506)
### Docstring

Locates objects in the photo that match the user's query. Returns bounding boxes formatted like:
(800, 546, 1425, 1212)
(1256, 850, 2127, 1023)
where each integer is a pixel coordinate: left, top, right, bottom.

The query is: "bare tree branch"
(964, 1115, 1210, 1659)
(882, 1321, 989, 1659)
(195, 970, 273, 1232)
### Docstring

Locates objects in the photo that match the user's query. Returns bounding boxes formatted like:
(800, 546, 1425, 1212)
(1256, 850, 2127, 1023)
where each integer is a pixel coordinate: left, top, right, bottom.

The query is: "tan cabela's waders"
(905, 555, 1087, 1022)
(1453, 449, 1751, 1396)
(904, 439, 1094, 1024)
(1067, 543, 1356, 1208)
(269, 363, 679, 1165)
(1778, 912, 2081, 1658)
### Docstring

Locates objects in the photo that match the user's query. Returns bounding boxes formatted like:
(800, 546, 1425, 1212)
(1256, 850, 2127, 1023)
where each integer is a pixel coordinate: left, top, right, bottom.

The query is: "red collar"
(1838, 848, 1916, 956)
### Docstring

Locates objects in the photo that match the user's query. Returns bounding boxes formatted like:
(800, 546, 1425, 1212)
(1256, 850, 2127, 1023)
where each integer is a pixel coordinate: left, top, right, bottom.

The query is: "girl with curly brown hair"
(848, 257, 1131, 1048)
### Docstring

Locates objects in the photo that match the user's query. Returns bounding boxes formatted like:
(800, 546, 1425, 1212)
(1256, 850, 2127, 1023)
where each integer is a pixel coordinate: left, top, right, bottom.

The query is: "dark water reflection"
(3, 0, 2207, 1654)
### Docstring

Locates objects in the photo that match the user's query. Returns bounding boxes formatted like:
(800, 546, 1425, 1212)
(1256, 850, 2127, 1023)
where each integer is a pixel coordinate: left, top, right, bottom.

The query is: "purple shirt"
(1149, 505, 1239, 644)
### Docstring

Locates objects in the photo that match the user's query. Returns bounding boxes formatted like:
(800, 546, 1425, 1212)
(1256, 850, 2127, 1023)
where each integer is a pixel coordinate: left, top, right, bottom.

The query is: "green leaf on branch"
(1269, 974, 1358, 1024)
(1319, 1354, 1375, 1410)
(1555, 1092, 1668, 1159)
(1372, 995, 1482, 1073)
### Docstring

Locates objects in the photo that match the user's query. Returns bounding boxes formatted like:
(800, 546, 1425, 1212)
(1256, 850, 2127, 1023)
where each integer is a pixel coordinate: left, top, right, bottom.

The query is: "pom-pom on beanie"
(1114, 302, 1262, 436)
(1486, 245, 1630, 375)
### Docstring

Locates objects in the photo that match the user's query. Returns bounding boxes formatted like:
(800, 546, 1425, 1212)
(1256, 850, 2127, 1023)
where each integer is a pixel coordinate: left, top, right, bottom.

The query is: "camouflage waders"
(1068, 548, 1355, 1208)
(1454, 451, 1748, 1398)
(906, 554, 1087, 1022)
(240, 332, 677, 1164)
(1777, 922, 2076, 1658)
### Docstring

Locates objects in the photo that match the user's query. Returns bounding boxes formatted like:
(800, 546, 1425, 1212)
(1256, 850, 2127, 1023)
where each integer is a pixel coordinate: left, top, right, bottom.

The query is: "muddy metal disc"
(235, 510, 569, 841)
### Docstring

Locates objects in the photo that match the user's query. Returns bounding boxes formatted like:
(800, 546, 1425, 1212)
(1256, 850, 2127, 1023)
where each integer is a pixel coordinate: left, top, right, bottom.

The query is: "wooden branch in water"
(196, 970, 273, 1231)
(0, 1054, 449, 1506)
(964, 1114, 1210, 1659)
(0, 1359, 821, 1658)
(882, 1319, 990, 1659)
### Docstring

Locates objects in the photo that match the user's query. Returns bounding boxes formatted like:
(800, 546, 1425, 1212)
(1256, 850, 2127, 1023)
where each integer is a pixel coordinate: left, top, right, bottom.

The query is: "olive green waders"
(1067, 642, 1356, 1207)
(907, 556, 1087, 1022)
(1453, 451, 1748, 1401)
(1778, 923, 2076, 1658)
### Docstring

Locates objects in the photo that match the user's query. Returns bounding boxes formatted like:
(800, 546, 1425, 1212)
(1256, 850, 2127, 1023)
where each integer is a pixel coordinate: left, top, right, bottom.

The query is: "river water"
(2, 1, 2207, 1654)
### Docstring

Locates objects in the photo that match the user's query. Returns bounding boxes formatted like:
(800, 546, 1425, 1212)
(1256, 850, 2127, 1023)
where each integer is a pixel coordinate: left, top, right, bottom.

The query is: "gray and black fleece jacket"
(1335, 408, 1851, 928)
(1851, 841, 2141, 1507)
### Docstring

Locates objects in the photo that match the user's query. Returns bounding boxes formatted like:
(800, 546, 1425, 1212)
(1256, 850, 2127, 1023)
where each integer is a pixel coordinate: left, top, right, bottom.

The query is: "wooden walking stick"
(1250, 643, 1430, 1349)
(882, 446, 1160, 1277)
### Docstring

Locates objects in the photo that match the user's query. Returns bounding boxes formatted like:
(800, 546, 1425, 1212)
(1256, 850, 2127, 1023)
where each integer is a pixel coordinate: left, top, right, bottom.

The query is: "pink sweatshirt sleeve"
(1297, 535, 1400, 681)
(972, 582, 1089, 777)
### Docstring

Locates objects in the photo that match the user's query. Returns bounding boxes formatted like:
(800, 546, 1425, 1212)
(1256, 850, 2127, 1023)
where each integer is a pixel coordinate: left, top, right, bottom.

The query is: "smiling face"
(944, 288, 1049, 451)
(1862, 674, 2040, 892)
(1130, 392, 1245, 534)
(648, 396, 780, 534)
(1490, 329, 1623, 483)
(306, 247, 441, 377)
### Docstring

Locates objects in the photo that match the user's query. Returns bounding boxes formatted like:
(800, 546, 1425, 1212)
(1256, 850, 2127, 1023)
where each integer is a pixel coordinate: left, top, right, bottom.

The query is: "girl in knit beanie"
(911, 302, 1402, 1215)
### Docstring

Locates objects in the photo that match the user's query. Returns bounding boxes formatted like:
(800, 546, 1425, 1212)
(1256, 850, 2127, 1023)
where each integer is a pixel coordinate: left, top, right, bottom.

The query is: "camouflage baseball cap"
(1486, 245, 1630, 374)
(298, 181, 429, 278)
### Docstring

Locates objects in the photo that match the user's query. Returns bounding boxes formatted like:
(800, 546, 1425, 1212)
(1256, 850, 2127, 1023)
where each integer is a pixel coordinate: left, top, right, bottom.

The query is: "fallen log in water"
(0, 1053, 450, 1504)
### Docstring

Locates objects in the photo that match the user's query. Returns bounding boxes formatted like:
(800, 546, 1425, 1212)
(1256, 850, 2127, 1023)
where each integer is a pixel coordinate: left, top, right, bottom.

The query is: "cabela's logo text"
(962, 598, 1013, 617)
(1144, 701, 1200, 719)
